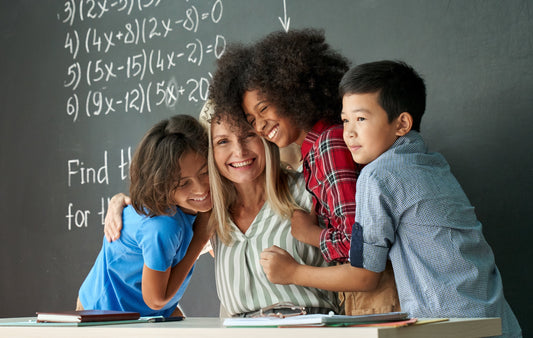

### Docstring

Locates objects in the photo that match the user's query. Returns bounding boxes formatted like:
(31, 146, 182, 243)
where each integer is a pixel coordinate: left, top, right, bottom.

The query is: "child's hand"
(104, 193, 131, 242)
(192, 211, 214, 243)
(190, 211, 215, 258)
(260, 245, 299, 284)
(290, 210, 322, 247)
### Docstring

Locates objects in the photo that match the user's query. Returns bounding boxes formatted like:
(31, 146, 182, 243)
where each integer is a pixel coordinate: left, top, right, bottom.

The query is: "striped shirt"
(213, 174, 338, 316)
(350, 131, 521, 337)
(301, 120, 362, 262)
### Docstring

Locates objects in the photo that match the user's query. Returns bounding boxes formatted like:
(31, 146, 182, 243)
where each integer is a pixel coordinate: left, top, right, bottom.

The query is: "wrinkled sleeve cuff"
(349, 222, 388, 273)
(349, 222, 363, 267)
(319, 228, 332, 262)
(361, 243, 388, 272)
(319, 227, 350, 263)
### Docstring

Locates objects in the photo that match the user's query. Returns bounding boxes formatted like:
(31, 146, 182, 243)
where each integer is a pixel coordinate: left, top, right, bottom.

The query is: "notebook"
(36, 310, 140, 323)
(223, 311, 409, 327)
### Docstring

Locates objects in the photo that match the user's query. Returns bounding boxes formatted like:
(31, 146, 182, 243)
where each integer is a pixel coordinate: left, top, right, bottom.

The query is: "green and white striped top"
(213, 174, 338, 316)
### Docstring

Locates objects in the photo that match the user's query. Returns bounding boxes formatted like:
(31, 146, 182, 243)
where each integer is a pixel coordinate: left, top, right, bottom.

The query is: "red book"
(36, 310, 140, 323)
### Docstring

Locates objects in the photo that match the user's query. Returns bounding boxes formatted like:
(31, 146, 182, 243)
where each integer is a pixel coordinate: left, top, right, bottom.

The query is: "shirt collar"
(301, 120, 334, 158)
(385, 130, 425, 156)
(392, 130, 421, 147)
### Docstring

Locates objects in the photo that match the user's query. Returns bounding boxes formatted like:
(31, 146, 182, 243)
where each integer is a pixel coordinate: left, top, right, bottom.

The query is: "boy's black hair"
(339, 60, 426, 131)
(209, 28, 350, 130)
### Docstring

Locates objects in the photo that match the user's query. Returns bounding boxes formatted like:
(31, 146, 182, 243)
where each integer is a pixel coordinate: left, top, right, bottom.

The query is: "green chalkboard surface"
(1, 1, 531, 335)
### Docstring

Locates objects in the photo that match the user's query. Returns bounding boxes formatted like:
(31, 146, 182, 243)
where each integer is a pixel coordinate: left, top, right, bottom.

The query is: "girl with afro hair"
(209, 28, 400, 315)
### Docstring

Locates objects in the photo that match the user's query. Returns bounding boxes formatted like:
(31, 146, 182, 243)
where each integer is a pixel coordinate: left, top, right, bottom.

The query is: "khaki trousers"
(339, 260, 401, 315)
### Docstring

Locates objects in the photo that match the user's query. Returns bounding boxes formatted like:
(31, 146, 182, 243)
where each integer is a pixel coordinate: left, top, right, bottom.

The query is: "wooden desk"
(0, 317, 501, 338)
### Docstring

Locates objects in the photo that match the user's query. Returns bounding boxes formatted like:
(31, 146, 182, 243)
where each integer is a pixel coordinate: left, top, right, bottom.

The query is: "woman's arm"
(315, 127, 361, 262)
(142, 212, 213, 310)
(290, 209, 322, 248)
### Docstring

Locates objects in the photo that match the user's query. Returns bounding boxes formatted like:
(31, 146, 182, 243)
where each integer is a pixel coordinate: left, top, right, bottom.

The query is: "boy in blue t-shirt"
(260, 61, 521, 337)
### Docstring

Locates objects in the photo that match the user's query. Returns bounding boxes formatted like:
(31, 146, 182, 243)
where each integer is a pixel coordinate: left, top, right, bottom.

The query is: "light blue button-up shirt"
(350, 131, 521, 337)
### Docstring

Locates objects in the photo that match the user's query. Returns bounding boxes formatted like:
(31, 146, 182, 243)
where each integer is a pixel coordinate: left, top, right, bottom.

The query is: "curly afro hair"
(209, 28, 350, 131)
(208, 42, 254, 131)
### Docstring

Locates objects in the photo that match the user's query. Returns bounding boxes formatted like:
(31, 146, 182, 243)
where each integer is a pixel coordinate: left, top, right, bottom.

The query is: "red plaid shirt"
(301, 120, 361, 263)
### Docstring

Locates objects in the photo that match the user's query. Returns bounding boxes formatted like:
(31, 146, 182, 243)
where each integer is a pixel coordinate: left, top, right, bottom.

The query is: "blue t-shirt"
(79, 205, 196, 317)
(350, 131, 521, 337)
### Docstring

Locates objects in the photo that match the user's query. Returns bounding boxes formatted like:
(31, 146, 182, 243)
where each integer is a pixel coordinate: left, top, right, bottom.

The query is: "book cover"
(0, 319, 149, 327)
(36, 310, 140, 323)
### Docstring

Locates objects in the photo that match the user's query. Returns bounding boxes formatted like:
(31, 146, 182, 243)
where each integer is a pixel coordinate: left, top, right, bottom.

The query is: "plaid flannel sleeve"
(317, 133, 360, 263)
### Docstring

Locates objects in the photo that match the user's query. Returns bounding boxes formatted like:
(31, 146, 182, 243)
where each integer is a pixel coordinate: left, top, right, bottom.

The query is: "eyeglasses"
(247, 302, 307, 318)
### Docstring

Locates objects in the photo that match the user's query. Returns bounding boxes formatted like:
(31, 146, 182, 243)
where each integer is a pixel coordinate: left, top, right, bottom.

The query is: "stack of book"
(223, 311, 415, 327)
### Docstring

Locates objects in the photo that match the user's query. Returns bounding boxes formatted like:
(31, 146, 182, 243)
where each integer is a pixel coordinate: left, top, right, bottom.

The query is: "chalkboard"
(1, 0, 532, 335)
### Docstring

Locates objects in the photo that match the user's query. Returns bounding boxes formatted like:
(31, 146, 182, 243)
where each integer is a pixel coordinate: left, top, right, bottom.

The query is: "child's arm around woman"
(142, 211, 212, 310)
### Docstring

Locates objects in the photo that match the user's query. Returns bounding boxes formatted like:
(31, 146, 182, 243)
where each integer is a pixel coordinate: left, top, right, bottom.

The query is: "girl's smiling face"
(172, 151, 212, 214)
(242, 89, 307, 147)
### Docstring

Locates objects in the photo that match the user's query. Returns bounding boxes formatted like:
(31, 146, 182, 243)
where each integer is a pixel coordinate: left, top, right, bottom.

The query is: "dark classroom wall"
(1, 0, 531, 335)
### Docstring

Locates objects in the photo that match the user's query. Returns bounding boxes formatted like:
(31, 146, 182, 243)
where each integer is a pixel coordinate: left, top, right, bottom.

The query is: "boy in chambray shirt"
(260, 60, 521, 337)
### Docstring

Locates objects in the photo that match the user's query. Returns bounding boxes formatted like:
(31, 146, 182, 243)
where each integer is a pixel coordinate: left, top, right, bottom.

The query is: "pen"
(148, 316, 184, 323)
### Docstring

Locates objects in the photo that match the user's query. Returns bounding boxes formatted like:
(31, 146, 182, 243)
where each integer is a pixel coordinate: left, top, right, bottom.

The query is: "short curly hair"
(209, 28, 350, 130)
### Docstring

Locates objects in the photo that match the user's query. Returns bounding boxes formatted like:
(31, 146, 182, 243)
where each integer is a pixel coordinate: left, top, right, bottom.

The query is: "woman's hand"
(104, 193, 131, 242)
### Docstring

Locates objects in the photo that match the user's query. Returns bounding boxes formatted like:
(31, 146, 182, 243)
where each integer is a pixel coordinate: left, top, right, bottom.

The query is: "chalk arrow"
(278, 0, 290, 32)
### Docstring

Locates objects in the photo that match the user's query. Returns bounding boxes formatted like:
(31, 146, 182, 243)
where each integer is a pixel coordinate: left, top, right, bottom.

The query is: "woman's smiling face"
(211, 118, 266, 185)
(242, 89, 306, 148)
